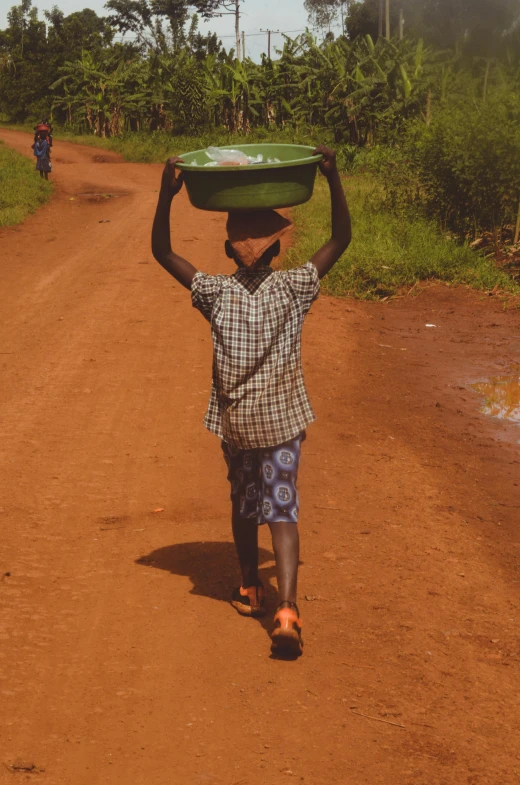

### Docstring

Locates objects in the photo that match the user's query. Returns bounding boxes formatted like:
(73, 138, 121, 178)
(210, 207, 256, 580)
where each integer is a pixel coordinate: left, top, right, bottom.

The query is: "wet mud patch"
(91, 154, 123, 164)
(74, 191, 128, 203)
(5, 759, 45, 774)
(97, 514, 132, 531)
(470, 365, 520, 424)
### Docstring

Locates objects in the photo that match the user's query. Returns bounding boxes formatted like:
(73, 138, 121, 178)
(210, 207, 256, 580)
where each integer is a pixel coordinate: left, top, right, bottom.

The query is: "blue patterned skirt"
(36, 156, 51, 173)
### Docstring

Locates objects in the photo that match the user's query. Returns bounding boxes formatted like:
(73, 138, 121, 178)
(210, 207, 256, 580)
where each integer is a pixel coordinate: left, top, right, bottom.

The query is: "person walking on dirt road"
(32, 132, 51, 180)
(152, 146, 351, 656)
(33, 117, 53, 148)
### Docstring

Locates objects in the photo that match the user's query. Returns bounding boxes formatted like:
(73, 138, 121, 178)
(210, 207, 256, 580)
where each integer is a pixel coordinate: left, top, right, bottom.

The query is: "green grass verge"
(286, 176, 519, 300)
(0, 122, 347, 165)
(49, 128, 337, 164)
(0, 141, 53, 227)
(2, 123, 515, 300)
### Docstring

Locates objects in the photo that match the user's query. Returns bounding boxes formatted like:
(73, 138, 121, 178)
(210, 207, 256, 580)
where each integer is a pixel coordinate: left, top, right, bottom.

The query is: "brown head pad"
(226, 210, 292, 268)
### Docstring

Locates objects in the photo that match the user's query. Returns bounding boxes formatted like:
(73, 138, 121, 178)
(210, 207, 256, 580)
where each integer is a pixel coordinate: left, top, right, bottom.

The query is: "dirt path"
(0, 129, 519, 785)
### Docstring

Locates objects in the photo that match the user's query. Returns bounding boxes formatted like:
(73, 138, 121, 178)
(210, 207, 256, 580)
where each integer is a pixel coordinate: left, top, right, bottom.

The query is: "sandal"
(271, 601, 303, 656)
(231, 584, 266, 618)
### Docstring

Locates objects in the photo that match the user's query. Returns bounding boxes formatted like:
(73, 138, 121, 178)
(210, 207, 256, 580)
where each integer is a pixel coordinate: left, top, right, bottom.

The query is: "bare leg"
(231, 500, 259, 587)
(268, 521, 299, 605)
(44, 172, 49, 180)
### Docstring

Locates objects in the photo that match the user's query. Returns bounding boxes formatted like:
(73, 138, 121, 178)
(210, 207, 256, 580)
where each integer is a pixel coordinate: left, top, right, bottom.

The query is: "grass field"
(286, 176, 519, 300)
(0, 141, 53, 227)
(0, 122, 352, 165)
(42, 128, 515, 300)
(50, 128, 341, 164)
(1, 124, 516, 301)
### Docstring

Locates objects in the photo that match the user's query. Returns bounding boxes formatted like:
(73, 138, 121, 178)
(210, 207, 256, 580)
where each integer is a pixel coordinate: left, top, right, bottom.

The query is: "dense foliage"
(307, 0, 520, 54)
(287, 176, 518, 299)
(357, 73, 520, 238)
(1, 0, 520, 243)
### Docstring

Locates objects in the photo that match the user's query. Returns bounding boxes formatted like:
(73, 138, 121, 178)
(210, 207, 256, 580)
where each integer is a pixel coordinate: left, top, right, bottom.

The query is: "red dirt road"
(1, 129, 519, 785)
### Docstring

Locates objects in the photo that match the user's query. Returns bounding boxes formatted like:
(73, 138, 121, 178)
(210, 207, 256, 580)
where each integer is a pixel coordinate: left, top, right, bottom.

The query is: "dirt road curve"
(0, 129, 519, 785)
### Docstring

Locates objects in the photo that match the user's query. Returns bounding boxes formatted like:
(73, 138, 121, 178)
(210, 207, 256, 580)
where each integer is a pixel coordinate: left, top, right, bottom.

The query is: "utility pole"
(514, 199, 520, 246)
(261, 28, 279, 59)
(378, 0, 383, 38)
(385, 0, 390, 39)
(235, 0, 241, 61)
(241, 30, 245, 59)
(399, 8, 404, 39)
(217, 1, 242, 61)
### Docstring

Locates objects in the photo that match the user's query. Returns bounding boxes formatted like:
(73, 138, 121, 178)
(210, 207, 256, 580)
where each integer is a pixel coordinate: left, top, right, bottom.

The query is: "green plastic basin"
(177, 144, 322, 212)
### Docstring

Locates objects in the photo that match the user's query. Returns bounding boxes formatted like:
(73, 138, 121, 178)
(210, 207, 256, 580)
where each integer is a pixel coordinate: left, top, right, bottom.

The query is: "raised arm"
(151, 157, 198, 290)
(310, 146, 352, 280)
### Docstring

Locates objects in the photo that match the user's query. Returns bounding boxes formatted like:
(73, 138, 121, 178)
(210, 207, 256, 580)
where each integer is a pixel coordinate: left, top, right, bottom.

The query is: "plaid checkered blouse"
(191, 262, 320, 449)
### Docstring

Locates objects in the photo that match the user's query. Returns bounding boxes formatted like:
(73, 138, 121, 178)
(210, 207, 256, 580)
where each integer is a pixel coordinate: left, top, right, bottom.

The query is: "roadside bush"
(353, 93, 520, 241)
(353, 145, 423, 216)
(286, 175, 518, 299)
(407, 92, 520, 237)
(46, 127, 341, 164)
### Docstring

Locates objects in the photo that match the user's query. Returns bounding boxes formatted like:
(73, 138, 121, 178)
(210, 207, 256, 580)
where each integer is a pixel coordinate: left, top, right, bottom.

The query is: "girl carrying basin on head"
(32, 132, 51, 180)
(151, 145, 351, 657)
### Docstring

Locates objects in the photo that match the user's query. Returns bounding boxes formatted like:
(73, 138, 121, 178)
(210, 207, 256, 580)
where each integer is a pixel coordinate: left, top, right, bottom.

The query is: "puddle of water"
(471, 366, 520, 423)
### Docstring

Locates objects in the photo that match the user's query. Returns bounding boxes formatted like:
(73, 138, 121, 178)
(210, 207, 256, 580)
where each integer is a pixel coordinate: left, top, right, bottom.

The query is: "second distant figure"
(33, 132, 52, 180)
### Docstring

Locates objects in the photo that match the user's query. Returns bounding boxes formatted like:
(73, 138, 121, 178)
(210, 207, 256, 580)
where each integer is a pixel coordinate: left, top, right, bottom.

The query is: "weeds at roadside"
(0, 141, 53, 227)
(1, 126, 517, 302)
(286, 177, 519, 300)
(0, 123, 360, 170)
(34, 128, 335, 164)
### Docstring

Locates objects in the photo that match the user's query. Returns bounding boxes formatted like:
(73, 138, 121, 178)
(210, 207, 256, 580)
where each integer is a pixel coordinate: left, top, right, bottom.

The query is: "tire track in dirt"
(0, 129, 519, 785)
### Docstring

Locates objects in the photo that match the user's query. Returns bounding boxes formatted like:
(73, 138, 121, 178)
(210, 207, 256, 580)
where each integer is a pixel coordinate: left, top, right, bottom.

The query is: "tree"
(106, 0, 244, 57)
(204, 1, 242, 61)
(6, 0, 44, 58)
(1, 0, 48, 117)
(344, 0, 383, 40)
(419, 0, 520, 54)
(304, 0, 348, 34)
(45, 7, 114, 61)
(345, 0, 407, 40)
(342, 0, 520, 52)
(51, 49, 150, 135)
(173, 0, 243, 61)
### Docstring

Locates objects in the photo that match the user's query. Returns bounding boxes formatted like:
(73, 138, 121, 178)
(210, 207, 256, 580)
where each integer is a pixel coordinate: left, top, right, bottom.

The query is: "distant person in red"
(32, 131, 51, 180)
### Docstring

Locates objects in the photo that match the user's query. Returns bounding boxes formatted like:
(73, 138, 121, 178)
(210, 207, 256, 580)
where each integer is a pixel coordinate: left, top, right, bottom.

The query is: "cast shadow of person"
(135, 541, 279, 639)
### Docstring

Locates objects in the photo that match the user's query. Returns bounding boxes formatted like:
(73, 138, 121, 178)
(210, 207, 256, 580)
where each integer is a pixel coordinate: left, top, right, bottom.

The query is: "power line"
(218, 28, 307, 39)
(260, 28, 280, 59)
(110, 26, 313, 56)
(112, 28, 306, 42)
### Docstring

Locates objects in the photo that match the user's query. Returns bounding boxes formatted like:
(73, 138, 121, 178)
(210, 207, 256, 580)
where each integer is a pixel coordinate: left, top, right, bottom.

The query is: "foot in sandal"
(231, 584, 266, 617)
(271, 601, 303, 656)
